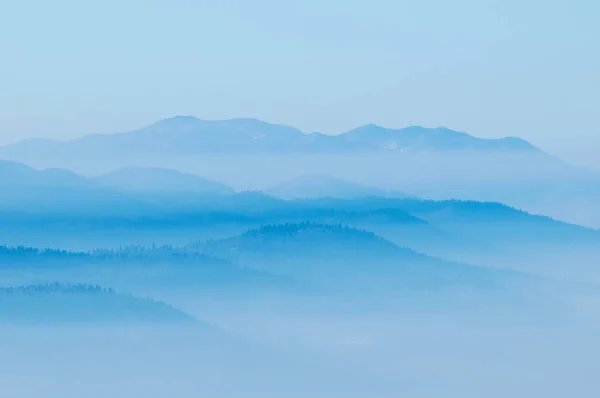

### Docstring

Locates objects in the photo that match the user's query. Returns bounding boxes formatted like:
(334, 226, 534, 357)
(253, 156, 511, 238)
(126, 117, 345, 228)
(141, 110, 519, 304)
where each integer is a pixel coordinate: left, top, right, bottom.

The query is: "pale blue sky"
(0, 0, 598, 167)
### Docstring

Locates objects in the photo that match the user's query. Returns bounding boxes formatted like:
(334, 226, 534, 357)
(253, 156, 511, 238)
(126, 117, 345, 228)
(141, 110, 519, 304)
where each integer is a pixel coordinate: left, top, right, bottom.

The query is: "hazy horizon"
(1, 0, 599, 168)
(1, 2, 599, 397)
(1, 114, 598, 171)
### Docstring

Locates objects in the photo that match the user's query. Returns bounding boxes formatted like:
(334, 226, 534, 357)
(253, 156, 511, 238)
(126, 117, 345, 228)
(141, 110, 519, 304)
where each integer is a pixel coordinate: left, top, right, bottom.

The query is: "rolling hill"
(266, 174, 410, 200)
(196, 223, 530, 294)
(0, 160, 153, 216)
(94, 166, 235, 195)
(0, 283, 194, 324)
(0, 244, 305, 298)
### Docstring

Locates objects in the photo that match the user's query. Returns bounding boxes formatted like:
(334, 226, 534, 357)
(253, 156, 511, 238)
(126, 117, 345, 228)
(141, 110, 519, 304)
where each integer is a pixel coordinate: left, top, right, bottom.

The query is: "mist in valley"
(2, 140, 600, 396)
(3, 0, 600, 393)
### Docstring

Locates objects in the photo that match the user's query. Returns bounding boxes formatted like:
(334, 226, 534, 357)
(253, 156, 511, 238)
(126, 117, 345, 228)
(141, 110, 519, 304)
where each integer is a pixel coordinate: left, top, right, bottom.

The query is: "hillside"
(0, 160, 95, 188)
(295, 197, 600, 243)
(94, 167, 235, 195)
(197, 223, 527, 294)
(0, 245, 300, 294)
(0, 283, 194, 324)
(0, 160, 153, 216)
(266, 174, 410, 200)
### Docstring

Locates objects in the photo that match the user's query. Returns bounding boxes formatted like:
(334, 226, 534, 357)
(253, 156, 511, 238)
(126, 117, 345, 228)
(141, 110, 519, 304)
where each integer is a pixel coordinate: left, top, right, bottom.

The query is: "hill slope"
(0, 160, 153, 216)
(197, 223, 528, 294)
(94, 167, 234, 195)
(0, 283, 194, 324)
(266, 174, 410, 199)
(0, 245, 301, 295)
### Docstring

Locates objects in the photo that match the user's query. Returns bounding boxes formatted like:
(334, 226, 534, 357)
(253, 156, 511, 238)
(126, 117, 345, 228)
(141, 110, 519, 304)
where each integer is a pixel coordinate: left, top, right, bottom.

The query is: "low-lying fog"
(1, 155, 600, 397)
(2, 308, 599, 398)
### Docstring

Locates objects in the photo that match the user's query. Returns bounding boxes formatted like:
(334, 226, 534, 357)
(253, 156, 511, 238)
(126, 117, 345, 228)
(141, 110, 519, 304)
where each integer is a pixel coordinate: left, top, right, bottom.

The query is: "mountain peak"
(161, 115, 201, 123)
(497, 136, 537, 150)
(146, 115, 203, 129)
(344, 123, 389, 136)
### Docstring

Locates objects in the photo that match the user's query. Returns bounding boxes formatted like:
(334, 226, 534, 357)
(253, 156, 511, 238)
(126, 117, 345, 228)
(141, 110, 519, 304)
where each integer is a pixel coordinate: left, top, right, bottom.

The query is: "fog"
(4, 149, 599, 227)
(2, 306, 599, 397)
(2, 0, 599, 392)
(2, 148, 600, 397)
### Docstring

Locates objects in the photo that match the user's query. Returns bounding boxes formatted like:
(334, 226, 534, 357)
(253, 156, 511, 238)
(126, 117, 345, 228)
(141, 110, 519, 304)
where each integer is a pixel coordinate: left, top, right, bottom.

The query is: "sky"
(0, 0, 598, 168)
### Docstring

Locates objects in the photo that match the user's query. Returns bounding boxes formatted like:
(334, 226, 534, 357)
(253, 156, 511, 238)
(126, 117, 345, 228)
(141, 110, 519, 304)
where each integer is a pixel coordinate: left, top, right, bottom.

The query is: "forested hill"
(0, 283, 195, 324)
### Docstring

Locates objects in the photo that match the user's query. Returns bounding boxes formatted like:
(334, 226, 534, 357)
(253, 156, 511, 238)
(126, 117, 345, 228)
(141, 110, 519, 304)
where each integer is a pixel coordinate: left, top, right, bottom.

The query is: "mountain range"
(1, 115, 600, 228)
(0, 160, 413, 211)
(0, 116, 541, 156)
(1, 155, 600, 291)
(0, 224, 542, 299)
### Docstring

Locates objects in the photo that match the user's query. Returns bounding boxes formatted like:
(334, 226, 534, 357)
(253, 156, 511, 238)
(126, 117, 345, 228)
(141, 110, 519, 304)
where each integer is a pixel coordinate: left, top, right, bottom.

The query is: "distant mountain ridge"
(8, 116, 599, 228)
(0, 116, 542, 156)
(0, 244, 304, 294)
(266, 174, 411, 200)
(0, 160, 156, 215)
(341, 124, 536, 152)
(94, 167, 235, 195)
(0, 160, 94, 188)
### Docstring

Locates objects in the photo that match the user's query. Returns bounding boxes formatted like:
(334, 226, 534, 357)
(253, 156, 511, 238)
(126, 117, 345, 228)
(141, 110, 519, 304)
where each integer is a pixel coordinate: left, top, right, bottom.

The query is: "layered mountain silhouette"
(0, 160, 152, 215)
(294, 197, 600, 249)
(1, 160, 597, 251)
(1, 159, 596, 246)
(0, 161, 241, 215)
(0, 160, 93, 188)
(0, 245, 300, 294)
(6, 116, 599, 227)
(1, 156, 599, 283)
